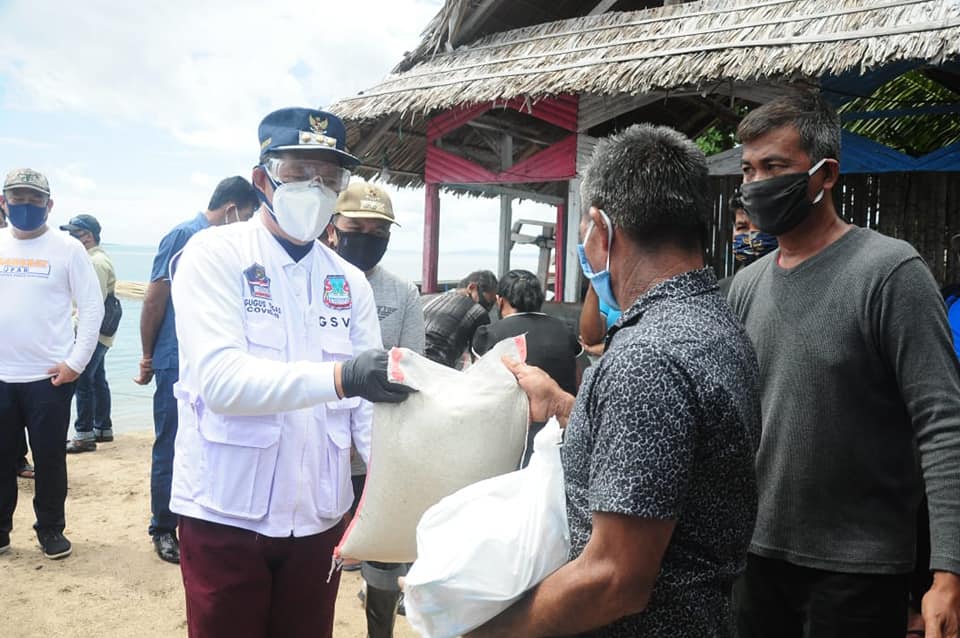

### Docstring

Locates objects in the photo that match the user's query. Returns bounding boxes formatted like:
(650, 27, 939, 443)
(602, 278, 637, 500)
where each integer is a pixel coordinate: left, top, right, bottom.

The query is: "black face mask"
(474, 287, 494, 312)
(740, 159, 828, 236)
(334, 229, 389, 272)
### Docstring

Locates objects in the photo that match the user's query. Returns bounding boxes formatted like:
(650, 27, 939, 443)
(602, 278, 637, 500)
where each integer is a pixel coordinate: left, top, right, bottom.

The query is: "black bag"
(100, 292, 122, 337)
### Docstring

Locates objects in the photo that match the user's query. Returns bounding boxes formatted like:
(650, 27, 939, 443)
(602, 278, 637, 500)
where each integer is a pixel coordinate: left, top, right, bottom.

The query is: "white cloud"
(189, 172, 217, 189)
(0, 136, 55, 150)
(48, 165, 96, 193)
(0, 0, 564, 285)
(0, 0, 441, 153)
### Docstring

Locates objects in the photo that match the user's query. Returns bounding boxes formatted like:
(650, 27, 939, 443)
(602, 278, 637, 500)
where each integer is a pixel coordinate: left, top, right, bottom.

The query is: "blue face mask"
(577, 210, 620, 312)
(733, 230, 779, 265)
(6, 203, 47, 231)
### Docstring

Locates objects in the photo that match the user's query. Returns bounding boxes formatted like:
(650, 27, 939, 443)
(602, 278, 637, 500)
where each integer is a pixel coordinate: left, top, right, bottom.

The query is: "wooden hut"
(330, 0, 960, 297)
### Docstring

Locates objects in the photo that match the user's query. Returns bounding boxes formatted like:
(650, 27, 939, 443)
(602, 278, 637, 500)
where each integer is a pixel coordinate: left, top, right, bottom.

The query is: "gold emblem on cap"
(309, 115, 329, 134)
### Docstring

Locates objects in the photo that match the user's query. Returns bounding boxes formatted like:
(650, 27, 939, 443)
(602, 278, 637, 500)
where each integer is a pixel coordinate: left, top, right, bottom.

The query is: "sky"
(0, 0, 556, 280)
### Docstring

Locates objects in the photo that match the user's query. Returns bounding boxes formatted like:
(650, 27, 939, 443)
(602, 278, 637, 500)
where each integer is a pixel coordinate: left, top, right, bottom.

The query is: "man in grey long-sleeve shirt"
(324, 181, 425, 637)
(728, 91, 960, 637)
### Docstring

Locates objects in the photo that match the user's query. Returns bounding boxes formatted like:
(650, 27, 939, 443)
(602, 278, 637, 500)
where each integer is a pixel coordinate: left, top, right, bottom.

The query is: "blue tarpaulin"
(839, 131, 960, 173)
(707, 131, 960, 175)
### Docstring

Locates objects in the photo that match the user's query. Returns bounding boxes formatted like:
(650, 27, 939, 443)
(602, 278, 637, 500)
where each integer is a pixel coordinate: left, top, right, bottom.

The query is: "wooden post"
(498, 133, 513, 277)
(423, 183, 440, 293)
(554, 203, 566, 302)
(564, 177, 583, 303)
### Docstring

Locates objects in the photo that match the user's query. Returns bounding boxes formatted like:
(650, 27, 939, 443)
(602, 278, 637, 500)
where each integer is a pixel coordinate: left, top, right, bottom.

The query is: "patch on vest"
(323, 275, 352, 310)
(243, 263, 271, 300)
(377, 305, 397, 321)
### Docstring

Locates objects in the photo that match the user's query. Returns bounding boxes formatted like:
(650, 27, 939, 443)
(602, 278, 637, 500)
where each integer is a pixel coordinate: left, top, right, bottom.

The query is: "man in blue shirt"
(134, 176, 258, 563)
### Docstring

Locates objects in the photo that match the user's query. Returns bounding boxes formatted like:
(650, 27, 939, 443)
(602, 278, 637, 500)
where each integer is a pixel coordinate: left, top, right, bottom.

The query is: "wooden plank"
(588, 0, 619, 16)
(422, 184, 441, 294)
(934, 172, 950, 283)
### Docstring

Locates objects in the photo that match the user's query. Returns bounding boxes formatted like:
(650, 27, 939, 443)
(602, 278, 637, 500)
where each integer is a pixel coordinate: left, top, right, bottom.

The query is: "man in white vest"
(169, 107, 413, 638)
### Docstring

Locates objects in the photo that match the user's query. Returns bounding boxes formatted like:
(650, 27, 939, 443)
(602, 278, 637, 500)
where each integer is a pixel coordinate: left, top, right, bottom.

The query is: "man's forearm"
(468, 553, 646, 637)
(139, 282, 168, 358)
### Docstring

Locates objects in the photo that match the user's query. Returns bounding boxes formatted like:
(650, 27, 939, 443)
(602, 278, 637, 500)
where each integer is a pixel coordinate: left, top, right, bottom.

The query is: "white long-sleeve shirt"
(169, 215, 382, 537)
(0, 227, 104, 382)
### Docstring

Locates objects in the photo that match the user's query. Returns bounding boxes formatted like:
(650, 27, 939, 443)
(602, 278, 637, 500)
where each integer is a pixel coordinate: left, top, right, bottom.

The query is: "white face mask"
(270, 181, 337, 243)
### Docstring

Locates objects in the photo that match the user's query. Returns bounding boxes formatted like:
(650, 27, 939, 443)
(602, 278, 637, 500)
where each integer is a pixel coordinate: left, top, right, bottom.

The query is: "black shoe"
(37, 531, 72, 559)
(94, 428, 114, 443)
(66, 438, 97, 453)
(0, 531, 10, 555)
(153, 532, 180, 564)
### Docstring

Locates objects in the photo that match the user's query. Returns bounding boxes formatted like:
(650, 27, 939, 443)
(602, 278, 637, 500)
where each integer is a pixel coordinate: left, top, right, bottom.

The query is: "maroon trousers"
(179, 516, 344, 638)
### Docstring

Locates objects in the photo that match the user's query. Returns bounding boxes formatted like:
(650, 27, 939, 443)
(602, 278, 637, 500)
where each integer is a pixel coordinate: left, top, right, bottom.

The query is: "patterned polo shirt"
(562, 267, 761, 637)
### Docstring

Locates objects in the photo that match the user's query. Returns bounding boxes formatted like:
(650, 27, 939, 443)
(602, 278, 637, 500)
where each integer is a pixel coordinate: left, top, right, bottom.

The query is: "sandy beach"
(2, 431, 418, 638)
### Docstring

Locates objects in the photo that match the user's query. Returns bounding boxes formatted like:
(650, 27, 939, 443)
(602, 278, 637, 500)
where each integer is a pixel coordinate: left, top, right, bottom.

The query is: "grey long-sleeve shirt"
(729, 226, 960, 575)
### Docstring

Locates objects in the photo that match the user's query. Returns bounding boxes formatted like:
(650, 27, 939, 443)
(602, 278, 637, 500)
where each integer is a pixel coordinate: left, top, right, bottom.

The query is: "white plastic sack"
(336, 336, 529, 563)
(403, 418, 571, 638)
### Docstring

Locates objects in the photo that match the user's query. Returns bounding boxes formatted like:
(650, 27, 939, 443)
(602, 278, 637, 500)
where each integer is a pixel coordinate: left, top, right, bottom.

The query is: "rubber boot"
(365, 585, 401, 638)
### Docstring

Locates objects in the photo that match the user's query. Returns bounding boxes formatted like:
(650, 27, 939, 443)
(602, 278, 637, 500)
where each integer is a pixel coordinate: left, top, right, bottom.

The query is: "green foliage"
(695, 125, 735, 156)
(839, 69, 960, 156)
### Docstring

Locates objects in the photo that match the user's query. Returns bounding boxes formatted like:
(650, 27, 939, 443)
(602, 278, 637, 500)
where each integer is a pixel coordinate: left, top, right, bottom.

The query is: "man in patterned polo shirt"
(468, 124, 761, 637)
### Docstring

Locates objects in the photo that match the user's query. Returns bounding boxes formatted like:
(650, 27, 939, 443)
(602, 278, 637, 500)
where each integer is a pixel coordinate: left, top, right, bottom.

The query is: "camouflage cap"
(334, 182, 399, 226)
(3, 168, 50, 195)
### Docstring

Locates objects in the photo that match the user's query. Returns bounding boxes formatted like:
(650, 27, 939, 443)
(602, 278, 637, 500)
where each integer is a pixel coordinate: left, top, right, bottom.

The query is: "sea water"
(96, 242, 548, 433)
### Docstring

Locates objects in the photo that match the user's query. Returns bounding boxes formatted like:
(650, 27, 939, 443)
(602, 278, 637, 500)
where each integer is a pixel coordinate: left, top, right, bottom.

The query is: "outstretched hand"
(501, 356, 575, 426)
(339, 349, 416, 403)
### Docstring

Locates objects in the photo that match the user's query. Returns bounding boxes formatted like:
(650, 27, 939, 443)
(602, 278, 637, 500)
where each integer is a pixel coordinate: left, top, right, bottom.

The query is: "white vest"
(169, 217, 381, 537)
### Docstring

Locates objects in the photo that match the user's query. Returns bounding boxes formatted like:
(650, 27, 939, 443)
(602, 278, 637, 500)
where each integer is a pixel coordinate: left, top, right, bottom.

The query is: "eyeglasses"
(263, 157, 351, 192)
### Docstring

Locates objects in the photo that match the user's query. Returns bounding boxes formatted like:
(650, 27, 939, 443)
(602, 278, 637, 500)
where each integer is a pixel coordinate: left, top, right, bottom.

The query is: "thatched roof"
(330, 0, 960, 188)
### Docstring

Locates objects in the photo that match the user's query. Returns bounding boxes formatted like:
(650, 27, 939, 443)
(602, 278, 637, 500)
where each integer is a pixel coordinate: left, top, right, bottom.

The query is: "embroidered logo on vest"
(323, 274, 352, 309)
(243, 263, 271, 300)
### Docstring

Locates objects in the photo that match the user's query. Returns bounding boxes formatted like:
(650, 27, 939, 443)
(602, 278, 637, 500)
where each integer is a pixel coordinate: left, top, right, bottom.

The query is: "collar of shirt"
(192, 211, 210, 230)
(606, 267, 718, 345)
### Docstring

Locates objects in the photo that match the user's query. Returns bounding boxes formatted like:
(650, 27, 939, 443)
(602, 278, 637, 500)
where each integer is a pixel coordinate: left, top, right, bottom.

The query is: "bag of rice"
(335, 335, 529, 563)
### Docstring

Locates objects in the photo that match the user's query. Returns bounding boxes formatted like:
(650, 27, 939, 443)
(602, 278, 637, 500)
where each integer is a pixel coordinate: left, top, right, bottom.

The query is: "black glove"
(340, 349, 416, 403)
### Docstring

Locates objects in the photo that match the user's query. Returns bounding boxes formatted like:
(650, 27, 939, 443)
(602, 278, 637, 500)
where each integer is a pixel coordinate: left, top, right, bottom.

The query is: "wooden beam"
(423, 184, 440, 294)
(687, 96, 742, 125)
(466, 120, 553, 147)
(444, 182, 565, 206)
(356, 164, 421, 178)
(499, 133, 513, 277)
(450, 0, 508, 48)
(351, 114, 400, 158)
(588, 0, 619, 16)
(554, 203, 566, 302)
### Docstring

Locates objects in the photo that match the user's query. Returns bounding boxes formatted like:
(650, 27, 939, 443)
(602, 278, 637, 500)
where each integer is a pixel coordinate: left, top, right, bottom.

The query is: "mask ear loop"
(597, 209, 614, 272)
(808, 158, 829, 205)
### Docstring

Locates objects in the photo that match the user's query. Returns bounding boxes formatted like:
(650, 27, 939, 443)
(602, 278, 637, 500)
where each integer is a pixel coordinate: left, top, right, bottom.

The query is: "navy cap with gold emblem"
(258, 107, 359, 167)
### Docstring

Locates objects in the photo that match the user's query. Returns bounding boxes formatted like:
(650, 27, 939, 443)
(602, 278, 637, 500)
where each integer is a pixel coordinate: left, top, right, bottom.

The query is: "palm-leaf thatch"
(330, 0, 960, 188)
(334, 0, 960, 120)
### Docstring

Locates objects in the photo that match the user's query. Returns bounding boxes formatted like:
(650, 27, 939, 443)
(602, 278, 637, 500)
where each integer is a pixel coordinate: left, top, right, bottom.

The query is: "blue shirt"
(948, 295, 960, 361)
(150, 213, 210, 370)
